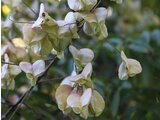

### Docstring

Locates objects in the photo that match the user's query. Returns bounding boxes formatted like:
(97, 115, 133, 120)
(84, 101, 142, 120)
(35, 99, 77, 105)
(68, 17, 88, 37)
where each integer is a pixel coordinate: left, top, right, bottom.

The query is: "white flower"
(69, 45, 94, 72)
(19, 60, 45, 85)
(55, 63, 93, 113)
(32, 4, 80, 59)
(118, 51, 142, 80)
(55, 62, 105, 119)
(61, 63, 93, 86)
(80, 7, 109, 40)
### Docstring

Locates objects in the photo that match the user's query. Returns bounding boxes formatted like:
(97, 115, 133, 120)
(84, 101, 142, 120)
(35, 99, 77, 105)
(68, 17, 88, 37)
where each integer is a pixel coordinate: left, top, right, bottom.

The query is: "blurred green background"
(1, 0, 160, 119)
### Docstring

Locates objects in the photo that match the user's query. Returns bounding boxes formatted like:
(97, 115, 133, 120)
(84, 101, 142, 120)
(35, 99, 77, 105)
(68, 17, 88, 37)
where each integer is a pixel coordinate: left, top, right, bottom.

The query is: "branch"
(8, 16, 34, 24)
(38, 76, 65, 84)
(90, 0, 102, 12)
(1, 61, 19, 65)
(2, 56, 57, 120)
(22, 0, 37, 15)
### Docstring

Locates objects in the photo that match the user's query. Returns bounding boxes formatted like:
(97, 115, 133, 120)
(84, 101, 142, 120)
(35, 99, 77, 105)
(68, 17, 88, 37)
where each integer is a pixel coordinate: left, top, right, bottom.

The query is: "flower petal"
(80, 88, 92, 107)
(118, 62, 128, 80)
(19, 62, 32, 74)
(121, 51, 128, 62)
(32, 60, 45, 76)
(79, 48, 94, 65)
(126, 59, 142, 77)
(67, 0, 83, 11)
(32, 3, 45, 28)
(4, 54, 9, 62)
(65, 12, 76, 23)
(81, 13, 97, 23)
(68, 74, 84, 83)
(23, 23, 36, 44)
(80, 105, 89, 119)
(64, 12, 79, 39)
(69, 45, 79, 59)
(23, 24, 46, 44)
(55, 85, 72, 111)
(30, 41, 41, 55)
(32, 17, 43, 28)
(1, 45, 8, 56)
(83, 22, 97, 36)
(97, 23, 108, 40)
(67, 0, 97, 11)
(81, 63, 92, 79)
(67, 90, 81, 108)
(90, 90, 105, 117)
(84, 0, 97, 11)
(61, 76, 74, 86)
(39, 3, 45, 16)
(1, 64, 8, 79)
(95, 7, 108, 23)
(9, 65, 21, 75)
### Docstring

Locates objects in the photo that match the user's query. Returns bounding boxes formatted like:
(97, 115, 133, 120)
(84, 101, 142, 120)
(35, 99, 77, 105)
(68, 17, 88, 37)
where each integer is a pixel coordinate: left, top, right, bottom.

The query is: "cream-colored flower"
(55, 62, 105, 119)
(67, 88, 92, 114)
(69, 45, 94, 72)
(19, 60, 45, 85)
(118, 51, 142, 80)
(32, 4, 79, 59)
(55, 84, 92, 119)
(80, 7, 109, 40)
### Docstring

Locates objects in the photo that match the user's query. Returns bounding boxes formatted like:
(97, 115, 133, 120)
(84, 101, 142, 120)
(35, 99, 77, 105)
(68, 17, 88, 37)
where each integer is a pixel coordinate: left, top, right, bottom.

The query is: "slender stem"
(38, 76, 65, 84)
(8, 16, 34, 24)
(59, 22, 76, 27)
(22, 0, 37, 15)
(2, 56, 57, 120)
(90, 0, 102, 12)
(1, 61, 18, 65)
(106, 42, 121, 55)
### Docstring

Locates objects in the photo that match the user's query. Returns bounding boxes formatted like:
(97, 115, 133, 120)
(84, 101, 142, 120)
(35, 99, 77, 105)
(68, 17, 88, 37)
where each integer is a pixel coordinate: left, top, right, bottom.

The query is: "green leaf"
(111, 89, 120, 117)
(128, 40, 151, 53)
(151, 29, 160, 45)
(140, 31, 150, 43)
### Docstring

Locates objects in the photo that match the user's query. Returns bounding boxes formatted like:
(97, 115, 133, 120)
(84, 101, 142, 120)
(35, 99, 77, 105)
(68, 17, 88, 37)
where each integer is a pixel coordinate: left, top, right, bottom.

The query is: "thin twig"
(38, 76, 65, 84)
(90, 0, 102, 12)
(22, 0, 37, 15)
(1, 61, 18, 65)
(2, 56, 57, 120)
(8, 16, 34, 24)
(106, 42, 121, 55)
(59, 22, 76, 27)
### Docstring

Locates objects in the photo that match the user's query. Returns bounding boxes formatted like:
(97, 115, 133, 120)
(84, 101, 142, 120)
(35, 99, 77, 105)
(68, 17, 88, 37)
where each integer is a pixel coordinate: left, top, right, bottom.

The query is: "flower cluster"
(68, 0, 109, 40)
(1, 0, 144, 119)
(30, 3, 79, 59)
(55, 45, 105, 119)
